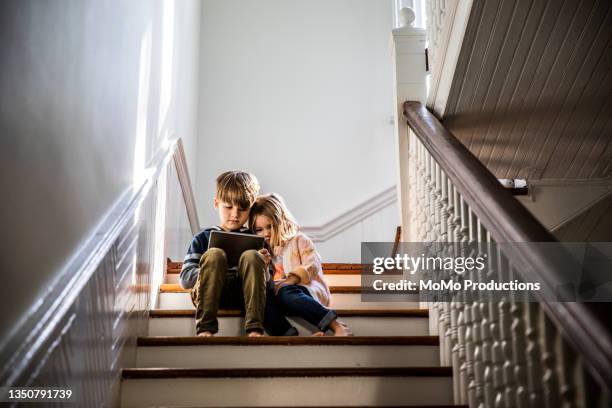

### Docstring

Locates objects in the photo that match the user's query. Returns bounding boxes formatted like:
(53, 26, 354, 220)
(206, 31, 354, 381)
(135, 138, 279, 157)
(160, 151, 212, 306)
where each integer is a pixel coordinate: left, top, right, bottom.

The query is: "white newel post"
(392, 8, 427, 243)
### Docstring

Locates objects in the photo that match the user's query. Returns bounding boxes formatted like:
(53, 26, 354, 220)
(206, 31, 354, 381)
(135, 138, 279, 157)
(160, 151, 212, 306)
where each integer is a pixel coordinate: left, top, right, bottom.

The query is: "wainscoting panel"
(0, 157, 174, 407)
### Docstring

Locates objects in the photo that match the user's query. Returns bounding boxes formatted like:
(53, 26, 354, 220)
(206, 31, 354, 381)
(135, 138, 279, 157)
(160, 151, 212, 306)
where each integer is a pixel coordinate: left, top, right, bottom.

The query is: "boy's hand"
(258, 248, 271, 266)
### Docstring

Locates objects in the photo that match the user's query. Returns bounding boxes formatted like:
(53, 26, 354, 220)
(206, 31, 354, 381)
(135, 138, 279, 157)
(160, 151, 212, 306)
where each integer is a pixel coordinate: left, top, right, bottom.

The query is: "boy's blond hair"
(249, 193, 299, 248)
(216, 170, 260, 209)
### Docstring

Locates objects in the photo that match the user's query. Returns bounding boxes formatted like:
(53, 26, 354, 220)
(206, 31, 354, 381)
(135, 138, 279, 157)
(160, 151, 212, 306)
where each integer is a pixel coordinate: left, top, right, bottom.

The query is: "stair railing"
(172, 138, 200, 235)
(403, 101, 611, 407)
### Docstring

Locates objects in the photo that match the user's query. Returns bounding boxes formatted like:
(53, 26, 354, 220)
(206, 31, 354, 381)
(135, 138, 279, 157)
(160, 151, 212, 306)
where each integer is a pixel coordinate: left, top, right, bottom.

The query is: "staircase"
(119, 261, 465, 407)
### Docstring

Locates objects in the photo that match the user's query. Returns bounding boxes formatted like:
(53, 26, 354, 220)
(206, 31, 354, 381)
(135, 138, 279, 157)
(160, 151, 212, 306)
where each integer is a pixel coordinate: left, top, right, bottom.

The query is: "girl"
(250, 193, 352, 336)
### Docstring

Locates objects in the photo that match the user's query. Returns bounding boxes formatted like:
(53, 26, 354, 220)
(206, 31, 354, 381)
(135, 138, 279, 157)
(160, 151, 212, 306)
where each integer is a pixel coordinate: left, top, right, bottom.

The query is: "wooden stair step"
(137, 335, 439, 347)
(167, 269, 366, 276)
(164, 272, 361, 286)
(123, 366, 452, 379)
(121, 367, 454, 406)
(159, 283, 417, 294)
(135, 336, 441, 369)
(158, 291, 420, 310)
(149, 308, 429, 318)
(148, 308, 429, 336)
(166, 262, 368, 275)
(150, 406, 467, 408)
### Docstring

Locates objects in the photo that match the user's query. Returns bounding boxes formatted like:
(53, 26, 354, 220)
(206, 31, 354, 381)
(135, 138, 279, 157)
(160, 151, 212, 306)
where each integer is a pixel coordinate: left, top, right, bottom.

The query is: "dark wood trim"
(201, 406, 467, 408)
(403, 101, 612, 392)
(159, 284, 417, 295)
(204, 406, 466, 408)
(122, 366, 453, 379)
(137, 335, 440, 347)
(391, 225, 402, 257)
(166, 265, 368, 275)
(165, 268, 366, 275)
(149, 308, 429, 318)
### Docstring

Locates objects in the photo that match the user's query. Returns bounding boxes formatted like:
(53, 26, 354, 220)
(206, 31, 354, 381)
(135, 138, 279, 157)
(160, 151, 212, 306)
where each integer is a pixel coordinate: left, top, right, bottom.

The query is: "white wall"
(0, 0, 201, 348)
(196, 0, 399, 261)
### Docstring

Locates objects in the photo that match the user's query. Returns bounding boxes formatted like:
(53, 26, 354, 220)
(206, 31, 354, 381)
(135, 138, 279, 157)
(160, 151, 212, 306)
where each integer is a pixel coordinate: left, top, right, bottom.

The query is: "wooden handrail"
(403, 101, 612, 391)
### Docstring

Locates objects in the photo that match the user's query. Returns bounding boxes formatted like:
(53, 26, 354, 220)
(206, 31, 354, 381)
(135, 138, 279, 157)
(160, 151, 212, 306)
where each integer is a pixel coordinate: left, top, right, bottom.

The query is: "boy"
(179, 170, 271, 337)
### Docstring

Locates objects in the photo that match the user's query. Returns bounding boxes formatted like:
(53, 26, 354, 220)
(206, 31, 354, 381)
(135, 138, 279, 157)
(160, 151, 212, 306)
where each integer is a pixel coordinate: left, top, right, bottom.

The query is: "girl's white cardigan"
(274, 232, 331, 307)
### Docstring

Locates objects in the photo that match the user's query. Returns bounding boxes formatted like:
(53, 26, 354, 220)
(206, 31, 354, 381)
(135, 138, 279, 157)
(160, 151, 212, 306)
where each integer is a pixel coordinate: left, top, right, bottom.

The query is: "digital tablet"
(208, 230, 265, 268)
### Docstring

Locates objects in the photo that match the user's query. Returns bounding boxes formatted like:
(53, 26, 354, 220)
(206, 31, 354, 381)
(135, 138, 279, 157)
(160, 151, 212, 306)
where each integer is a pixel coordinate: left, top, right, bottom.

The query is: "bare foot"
(329, 320, 353, 337)
(312, 331, 325, 336)
(197, 331, 214, 337)
(247, 330, 263, 337)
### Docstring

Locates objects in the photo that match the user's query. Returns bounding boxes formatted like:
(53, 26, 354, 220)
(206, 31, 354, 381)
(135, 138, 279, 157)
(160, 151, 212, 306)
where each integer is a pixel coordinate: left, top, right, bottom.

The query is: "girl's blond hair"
(249, 193, 299, 248)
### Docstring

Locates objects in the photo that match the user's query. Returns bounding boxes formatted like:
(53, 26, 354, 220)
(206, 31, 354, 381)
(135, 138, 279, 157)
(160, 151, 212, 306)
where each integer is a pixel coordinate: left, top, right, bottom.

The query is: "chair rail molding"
(301, 186, 397, 242)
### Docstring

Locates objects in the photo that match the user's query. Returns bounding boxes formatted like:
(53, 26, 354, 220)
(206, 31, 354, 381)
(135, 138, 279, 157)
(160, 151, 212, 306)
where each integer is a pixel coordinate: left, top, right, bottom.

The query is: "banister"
(403, 100, 612, 392)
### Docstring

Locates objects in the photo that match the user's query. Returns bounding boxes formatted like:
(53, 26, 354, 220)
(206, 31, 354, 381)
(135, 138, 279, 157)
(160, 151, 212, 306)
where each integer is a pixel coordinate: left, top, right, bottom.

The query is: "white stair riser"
(120, 376, 454, 407)
(136, 344, 439, 368)
(165, 274, 361, 286)
(148, 316, 429, 336)
(158, 292, 420, 310)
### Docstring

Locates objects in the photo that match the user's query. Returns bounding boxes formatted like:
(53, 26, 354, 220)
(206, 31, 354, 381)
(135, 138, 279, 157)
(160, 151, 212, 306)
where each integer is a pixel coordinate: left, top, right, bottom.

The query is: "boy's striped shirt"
(179, 226, 248, 289)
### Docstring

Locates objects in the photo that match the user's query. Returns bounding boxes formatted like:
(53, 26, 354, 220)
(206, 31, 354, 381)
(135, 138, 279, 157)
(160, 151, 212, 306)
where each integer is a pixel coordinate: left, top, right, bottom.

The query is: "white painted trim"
(426, 0, 474, 117)
(174, 138, 200, 234)
(301, 186, 397, 242)
(0, 139, 192, 387)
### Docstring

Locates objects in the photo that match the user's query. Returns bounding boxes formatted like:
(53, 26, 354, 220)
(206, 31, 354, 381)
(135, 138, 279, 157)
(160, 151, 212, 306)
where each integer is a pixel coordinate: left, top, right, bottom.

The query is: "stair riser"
(165, 273, 361, 286)
(120, 376, 454, 407)
(158, 292, 420, 310)
(148, 316, 429, 336)
(136, 344, 440, 368)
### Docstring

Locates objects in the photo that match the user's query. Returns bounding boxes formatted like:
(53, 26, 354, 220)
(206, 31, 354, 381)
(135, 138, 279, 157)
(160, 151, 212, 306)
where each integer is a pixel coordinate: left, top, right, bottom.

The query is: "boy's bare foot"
(312, 331, 325, 336)
(197, 331, 214, 337)
(247, 330, 263, 337)
(329, 320, 353, 337)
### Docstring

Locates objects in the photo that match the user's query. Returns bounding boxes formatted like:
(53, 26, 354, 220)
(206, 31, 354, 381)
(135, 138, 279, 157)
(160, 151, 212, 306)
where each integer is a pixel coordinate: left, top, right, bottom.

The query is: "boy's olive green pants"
(190, 248, 266, 334)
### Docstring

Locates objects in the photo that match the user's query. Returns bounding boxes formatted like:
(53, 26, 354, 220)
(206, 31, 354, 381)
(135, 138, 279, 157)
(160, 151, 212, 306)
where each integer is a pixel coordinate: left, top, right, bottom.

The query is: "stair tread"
(148, 406, 467, 408)
(166, 262, 369, 275)
(137, 335, 440, 346)
(160, 283, 417, 294)
(122, 366, 453, 379)
(149, 309, 429, 318)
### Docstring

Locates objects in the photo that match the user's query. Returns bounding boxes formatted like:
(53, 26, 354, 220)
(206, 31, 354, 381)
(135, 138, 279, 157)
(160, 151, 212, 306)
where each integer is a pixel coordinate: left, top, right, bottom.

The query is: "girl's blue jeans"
(264, 284, 337, 335)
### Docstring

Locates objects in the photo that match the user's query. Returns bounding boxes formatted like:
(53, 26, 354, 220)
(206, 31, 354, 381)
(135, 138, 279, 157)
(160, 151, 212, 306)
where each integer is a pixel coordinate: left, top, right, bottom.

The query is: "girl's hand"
(273, 275, 300, 295)
(273, 280, 288, 295)
(258, 248, 271, 266)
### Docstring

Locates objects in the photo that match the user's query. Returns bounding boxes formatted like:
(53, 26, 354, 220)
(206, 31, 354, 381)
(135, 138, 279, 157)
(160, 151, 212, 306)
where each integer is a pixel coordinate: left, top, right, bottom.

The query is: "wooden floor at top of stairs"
(136, 335, 440, 347)
(148, 309, 429, 318)
(122, 366, 453, 379)
(167, 262, 368, 273)
(149, 406, 468, 408)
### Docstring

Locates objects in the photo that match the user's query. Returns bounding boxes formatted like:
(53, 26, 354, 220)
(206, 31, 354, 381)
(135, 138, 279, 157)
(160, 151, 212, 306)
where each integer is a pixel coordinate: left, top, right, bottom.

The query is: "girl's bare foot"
(329, 320, 353, 336)
(247, 330, 263, 337)
(197, 331, 214, 337)
(312, 331, 325, 336)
